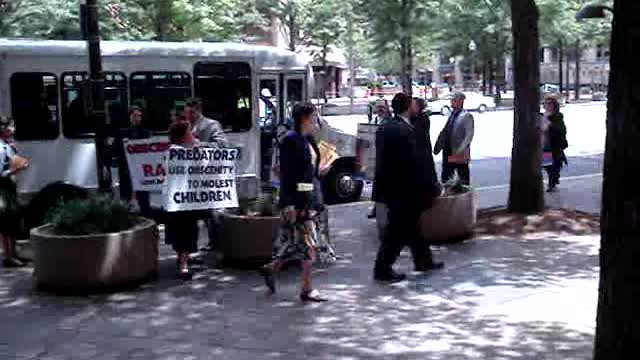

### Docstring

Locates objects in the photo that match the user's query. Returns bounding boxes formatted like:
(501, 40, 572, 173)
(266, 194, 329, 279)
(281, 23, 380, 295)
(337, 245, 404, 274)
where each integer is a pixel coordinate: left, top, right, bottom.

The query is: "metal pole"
(82, 0, 112, 192)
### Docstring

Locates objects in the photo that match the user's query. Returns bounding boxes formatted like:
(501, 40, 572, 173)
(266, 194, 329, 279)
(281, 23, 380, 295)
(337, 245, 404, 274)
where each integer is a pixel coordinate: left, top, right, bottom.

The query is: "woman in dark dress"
(0, 116, 30, 267)
(165, 120, 200, 280)
(260, 103, 328, 302)
(542, 97, 568, 192)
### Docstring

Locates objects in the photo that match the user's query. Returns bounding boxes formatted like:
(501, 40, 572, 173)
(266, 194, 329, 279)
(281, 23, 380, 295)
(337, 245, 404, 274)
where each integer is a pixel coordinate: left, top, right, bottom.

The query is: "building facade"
(539, 44, 610, 91)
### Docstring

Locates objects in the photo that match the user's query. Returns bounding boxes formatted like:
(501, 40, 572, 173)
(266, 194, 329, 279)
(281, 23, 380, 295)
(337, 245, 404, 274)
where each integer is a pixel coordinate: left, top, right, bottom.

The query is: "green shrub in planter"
(47, 195, 134, 236)
(234, 193, 279, 217)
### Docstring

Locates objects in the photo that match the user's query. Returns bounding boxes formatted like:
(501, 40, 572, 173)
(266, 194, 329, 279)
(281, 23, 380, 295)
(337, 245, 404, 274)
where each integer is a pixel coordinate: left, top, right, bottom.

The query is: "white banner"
(164, 146, 239, 212)
(124, 138, 170, 192)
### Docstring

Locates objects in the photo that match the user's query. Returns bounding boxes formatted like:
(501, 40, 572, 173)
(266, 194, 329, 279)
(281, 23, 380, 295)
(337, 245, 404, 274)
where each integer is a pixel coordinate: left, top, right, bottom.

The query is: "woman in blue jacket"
(259, 103, 327, 302)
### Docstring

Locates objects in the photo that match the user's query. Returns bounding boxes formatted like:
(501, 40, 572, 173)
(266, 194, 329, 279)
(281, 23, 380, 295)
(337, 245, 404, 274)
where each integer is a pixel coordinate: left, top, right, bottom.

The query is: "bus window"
(61, 72, 90, 138)
(285, 78, 304, 121)
(194, 62, 252, 132)
(130, 72, 191, 133)
(61, 72, 129, 138)
(10, 73, 59, 141)
(105, 72, 128, 133)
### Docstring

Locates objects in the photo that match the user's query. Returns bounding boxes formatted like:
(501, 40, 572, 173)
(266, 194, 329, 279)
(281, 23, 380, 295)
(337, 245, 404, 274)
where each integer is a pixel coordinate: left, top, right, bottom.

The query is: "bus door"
(257, 74, 280, 184)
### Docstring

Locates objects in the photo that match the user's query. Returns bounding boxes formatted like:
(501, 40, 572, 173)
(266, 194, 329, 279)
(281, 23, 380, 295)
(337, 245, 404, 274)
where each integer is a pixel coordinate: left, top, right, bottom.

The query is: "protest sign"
(124, 138, 170, 192)
(165, 146, 239, 212)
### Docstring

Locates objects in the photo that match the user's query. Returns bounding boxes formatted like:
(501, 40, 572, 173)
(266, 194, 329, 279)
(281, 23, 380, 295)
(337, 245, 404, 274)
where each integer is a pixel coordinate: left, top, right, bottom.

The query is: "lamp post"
(80, 0, 112, 192)
(576, 4, 613, 20)
(468, 40, 477, 90)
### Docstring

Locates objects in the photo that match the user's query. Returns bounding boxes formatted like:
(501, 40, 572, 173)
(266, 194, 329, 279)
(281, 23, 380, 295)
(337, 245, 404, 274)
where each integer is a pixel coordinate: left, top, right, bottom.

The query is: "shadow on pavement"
(0, 203, 597, 359)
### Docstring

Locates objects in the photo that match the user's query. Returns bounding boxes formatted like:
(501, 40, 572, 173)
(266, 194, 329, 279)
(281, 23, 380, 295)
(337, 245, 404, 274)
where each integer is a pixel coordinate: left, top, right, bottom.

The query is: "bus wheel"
(23, 182, 88, 231)
(324, 169, 362, 204)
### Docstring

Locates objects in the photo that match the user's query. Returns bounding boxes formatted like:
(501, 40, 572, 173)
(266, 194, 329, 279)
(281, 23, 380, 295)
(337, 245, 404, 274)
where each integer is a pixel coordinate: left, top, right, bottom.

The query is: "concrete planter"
(218, 213, 280, 267)
(30, 218, 158, 292)
(420, 190, 479, 244)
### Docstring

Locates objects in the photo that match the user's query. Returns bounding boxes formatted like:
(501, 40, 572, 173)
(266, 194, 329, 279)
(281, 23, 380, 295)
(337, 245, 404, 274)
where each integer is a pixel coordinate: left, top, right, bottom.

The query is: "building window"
(194, 62, 252, 132)
(130, 72, 192, 133)
(10, 73, 59, 141)
(596, 44, 610, 61)
(61, 72, 129, 138)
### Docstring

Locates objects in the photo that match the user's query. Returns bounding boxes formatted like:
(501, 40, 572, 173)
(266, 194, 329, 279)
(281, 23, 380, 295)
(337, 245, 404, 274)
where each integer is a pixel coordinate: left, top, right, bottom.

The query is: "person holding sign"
(165, 121, 200, 280)
(0, 116, 30, 267)
(259, 103, 328, 302)
(184, 98, 228, 253)
(123, 106, 152, 218)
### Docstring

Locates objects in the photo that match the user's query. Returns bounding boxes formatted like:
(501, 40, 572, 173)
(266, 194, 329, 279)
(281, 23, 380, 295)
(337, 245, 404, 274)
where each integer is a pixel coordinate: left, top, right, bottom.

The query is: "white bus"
(0, 39, 361, 208)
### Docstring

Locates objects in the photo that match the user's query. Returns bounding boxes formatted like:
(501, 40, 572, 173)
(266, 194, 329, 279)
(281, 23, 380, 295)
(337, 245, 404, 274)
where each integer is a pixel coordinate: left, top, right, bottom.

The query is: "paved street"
(325, 102, 606, 186)
(326, 102, 606, 211)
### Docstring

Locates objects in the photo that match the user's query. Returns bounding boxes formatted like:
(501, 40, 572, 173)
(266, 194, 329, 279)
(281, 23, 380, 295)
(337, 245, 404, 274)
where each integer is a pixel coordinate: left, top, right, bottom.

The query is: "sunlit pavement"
(0, 185, 600, 359)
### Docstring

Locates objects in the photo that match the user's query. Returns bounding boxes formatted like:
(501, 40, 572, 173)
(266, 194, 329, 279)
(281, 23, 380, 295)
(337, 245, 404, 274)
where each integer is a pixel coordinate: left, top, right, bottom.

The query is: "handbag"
(542, 151, 553, 167)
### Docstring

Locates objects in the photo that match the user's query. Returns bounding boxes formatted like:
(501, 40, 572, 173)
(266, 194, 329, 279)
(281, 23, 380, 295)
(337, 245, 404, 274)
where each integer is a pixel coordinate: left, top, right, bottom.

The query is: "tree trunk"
(482, 62, 487, 96)
(575, 40, 581, 100)
(287, 8, 297, 52)
(593, 1, 640, 357)
(558, 39, 564, 94)
(489, 58, 495, 96)
(495, 32, 505, 103)
(406, 35, 413, 97)
(400, 40, 408, 94)
(565, 51, 570, 99)
(507, 0, 544, 214)
(155, 0, 172, 41)
(495, 54, 504, 104)
(321, 43, 329, 104)
(399, 0, 412, 95)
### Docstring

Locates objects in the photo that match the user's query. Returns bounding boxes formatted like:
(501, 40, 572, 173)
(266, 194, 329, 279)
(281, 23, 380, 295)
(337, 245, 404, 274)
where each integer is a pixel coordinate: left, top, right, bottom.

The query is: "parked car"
(592, 92, 607, 101)
(382, 80, 398, 88)
(427, 93, 496, 115)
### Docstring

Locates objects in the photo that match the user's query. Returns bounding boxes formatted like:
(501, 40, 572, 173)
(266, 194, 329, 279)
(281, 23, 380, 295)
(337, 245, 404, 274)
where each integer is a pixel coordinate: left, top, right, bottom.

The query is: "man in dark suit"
(373, 93, 444, 282)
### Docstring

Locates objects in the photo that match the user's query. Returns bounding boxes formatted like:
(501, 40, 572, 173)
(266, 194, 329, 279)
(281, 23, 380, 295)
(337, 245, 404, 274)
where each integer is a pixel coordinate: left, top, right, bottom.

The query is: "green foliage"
(442, 174, 472, 197)
(0, 0, 264, 42)
(0, 0, 82, 39)
(537, 0, 612, 48)
(47, 195, 133, 236)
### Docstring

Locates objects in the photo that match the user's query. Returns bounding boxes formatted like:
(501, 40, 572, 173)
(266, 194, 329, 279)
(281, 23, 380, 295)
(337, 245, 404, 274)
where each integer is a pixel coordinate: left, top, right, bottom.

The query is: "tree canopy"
(0, 0, 612, 78)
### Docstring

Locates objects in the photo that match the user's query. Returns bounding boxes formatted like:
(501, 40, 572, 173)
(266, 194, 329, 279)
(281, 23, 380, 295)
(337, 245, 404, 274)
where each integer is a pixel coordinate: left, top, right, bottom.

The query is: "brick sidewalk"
(0, 177, 601, 359)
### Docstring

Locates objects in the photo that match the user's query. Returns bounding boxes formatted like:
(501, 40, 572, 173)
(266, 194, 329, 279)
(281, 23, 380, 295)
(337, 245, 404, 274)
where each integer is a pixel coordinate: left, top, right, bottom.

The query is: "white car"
(428, 93, 496, 115)
(382, 80, 398, 88)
